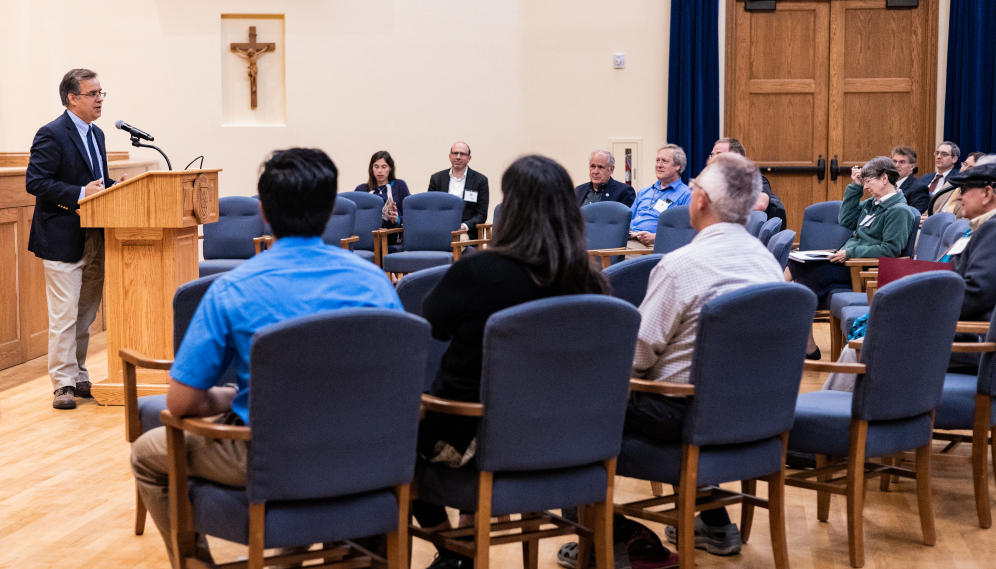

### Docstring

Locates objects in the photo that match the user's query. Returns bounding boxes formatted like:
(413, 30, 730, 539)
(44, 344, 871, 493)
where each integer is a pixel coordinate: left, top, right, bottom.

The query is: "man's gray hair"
(658, 144, 687, 174)
(939, 141, 961, 159)
(589, 150, 615, 169)
(696, 153, 761, 225)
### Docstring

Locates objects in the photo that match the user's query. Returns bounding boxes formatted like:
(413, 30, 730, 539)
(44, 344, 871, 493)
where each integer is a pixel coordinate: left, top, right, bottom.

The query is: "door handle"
(817, 155, 826, 183)
(757, 155, 826, 183)
(830, 155, 839, 182)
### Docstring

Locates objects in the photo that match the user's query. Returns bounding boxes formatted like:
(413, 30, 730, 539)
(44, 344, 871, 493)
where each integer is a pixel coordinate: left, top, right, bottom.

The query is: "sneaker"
(556, 541, 631, 569)
(425, 552, 473, 569)
(76, 380, 92, 398)
(664, 516, 741, 556)
(53, 386, 76, 410)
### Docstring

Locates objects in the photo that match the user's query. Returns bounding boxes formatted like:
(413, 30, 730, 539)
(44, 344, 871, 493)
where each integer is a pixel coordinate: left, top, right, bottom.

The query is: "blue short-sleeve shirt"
(630, 179, 692, 232)
(170, 236, 403, 424)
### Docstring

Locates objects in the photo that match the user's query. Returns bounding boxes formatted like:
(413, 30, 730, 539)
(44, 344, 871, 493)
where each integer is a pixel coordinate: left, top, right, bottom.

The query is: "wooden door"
(0, 206, 48, 370)
(20, 206, 49, 361)
(725, 0, 938, 232)
(0, 208, 22, 369)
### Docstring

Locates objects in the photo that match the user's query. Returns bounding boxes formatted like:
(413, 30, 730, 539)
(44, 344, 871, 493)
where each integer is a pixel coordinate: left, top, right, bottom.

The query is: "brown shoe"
(76, 381, 92, 398)
(53, 386, 76, 410)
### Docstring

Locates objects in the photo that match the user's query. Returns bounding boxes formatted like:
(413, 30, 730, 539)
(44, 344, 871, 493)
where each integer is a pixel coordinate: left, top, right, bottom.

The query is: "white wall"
(0, 0, 672, 212)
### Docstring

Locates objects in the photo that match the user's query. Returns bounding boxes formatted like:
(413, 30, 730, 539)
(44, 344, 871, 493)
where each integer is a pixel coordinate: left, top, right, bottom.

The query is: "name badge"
(653, 198, 672, 213)
(947, 236, 971, 256)
(859, 214, 876, 227)
(464, 190, 478, 203)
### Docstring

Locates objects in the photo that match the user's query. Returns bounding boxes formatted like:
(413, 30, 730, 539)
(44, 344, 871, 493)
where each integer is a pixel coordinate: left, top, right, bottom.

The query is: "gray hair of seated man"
(860, 156, 900, 186)
(658, 144, 687, 174)
(695, 153, 761, 225)
(976, 154, 996, 166)
(588, 150, 615, 169)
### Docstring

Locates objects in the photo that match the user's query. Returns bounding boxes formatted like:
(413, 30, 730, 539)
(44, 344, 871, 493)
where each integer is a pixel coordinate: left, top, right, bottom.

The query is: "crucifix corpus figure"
(230, 26, 275, 109)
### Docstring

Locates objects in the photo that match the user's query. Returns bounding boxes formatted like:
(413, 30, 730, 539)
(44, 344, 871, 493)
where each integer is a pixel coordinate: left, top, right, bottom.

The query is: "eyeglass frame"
(75, 90, 107, 100)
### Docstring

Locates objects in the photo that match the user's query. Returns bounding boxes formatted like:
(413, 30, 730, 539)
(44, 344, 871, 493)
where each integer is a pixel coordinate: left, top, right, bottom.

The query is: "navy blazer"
(25, 111, 112, 263)
(427, 168, 490, 240)
(899, 175, 930, 214)
(574, 177, 636, 207)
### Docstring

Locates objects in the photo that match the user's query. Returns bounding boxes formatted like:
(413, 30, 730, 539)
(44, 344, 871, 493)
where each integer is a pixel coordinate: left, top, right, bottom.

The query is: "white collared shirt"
(896, 176, 909, 189)
(930, 169, 953, 194)
(448, 168, 467, 198)
(874, 189, 899, 205)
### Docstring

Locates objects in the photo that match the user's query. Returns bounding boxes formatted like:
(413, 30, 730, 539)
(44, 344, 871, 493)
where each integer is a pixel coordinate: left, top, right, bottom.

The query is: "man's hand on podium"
(116, 173, 128, 184)
(84, 178, 105, 198)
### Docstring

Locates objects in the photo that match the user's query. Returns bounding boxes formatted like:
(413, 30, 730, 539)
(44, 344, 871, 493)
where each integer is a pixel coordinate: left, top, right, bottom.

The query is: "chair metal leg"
(740, 479, 757, 543)
(815, 454, 831, 522)
(915, 444, 936, 546)
(388, 485, 410, 569)
(677, 445, 700, 569)
(592, 459, 616, 569)
(973, 395, 993, 529)
(247, 502, 266, 569)
(474, 472, 493, 569)
(135, 485, 147, 535)
(846, 421, 868, 568)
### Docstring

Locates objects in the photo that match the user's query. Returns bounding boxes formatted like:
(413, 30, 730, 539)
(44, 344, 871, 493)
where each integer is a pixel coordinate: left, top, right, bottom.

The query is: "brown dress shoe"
(53, 386, 76, 410)
(76, 380, 92, 398)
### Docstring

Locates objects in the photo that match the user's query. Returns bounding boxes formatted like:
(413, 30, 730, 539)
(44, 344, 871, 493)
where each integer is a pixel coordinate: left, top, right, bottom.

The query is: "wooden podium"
(79, 169, 220, 405)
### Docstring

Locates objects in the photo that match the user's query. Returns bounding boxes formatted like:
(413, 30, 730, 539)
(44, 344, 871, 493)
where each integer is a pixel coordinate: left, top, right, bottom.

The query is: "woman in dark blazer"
(354, 151, 411, 246)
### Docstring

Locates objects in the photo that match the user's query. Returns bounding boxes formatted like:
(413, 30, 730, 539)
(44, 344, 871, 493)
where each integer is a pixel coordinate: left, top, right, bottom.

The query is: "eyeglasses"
(934, 151, 953, 157)
(450, 151, 470, 158)
(77, 90, 106, 100)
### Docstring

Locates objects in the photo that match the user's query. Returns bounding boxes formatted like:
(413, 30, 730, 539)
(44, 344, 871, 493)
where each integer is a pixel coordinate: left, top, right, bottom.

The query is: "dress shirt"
(67, 110, 103, 201)
(448, 168, 467, 197)
(874, 189, 899, 205)
(581, 182, 609, 206)
(630, 179, 692, 232)
(896, 176, 909, 189)
(170, 236, 403, 424)
(632, 222, 784, 385)
(929, 169, 953, 194)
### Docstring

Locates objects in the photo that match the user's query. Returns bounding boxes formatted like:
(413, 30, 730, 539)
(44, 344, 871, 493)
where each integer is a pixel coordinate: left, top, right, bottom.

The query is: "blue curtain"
(944, 0, 996, 154)
(667, 0, 719, 181)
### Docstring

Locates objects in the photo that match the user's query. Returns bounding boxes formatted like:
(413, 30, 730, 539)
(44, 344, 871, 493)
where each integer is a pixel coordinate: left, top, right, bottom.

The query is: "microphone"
(115, 120, 154, 142)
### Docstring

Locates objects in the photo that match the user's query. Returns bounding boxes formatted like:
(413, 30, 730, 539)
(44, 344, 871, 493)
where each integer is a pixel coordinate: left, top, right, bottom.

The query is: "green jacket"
(839, 183, 914, 259)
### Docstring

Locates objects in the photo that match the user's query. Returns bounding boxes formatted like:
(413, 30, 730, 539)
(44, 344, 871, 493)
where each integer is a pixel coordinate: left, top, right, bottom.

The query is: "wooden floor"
(1, 325, 994, 569)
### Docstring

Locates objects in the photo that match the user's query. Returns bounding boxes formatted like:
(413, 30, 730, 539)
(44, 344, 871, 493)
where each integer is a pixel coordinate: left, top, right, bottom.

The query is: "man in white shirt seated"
(427, 142, 490, 239)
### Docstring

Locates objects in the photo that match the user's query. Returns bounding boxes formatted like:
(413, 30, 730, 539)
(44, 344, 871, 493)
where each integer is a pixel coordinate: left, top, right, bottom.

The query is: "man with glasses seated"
(627, 144, 691, 250)
(428, 142, 490, 240)
(710, 137, 787, 227)
(25, 68, 127, 410)
(921, 141, 960, 197)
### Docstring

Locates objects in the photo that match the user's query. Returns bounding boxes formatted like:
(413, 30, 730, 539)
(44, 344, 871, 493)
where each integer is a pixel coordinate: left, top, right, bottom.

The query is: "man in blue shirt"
(628, 144, 692, 249)
(131, 148, 403, 566)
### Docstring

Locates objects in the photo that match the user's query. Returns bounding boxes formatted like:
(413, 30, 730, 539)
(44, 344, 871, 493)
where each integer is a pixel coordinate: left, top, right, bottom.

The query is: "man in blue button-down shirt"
(628, 144, 691, 249)
(131, 148, 403, 566)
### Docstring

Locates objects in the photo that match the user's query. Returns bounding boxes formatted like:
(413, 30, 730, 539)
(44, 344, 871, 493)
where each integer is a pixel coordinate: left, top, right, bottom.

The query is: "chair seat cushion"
(353, 249, 376, 263)
(199, 259, 245, 277)
(830, 292, 868, 320)
(840, 306, 871, 335)
(935, 374, 996, 430)
(382, 252, 454, 274)
(137, 394, 168, 434)
(818, 285, 853, 311)
(416, 462, 607, 517)
(789, 391, 933, 457)
(189, 482, 399, 549)
(617, 434, 784, 487)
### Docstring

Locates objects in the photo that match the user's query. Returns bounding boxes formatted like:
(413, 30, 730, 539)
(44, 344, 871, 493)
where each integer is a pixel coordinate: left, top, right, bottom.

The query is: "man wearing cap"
(575, 150, 636, 207)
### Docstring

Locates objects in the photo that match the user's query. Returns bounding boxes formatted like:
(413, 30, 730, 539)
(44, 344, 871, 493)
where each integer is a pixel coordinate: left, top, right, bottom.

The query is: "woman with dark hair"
(354, 151, 411, 244)
(413, 155, 610, 569)
(786, 156, 914, 358)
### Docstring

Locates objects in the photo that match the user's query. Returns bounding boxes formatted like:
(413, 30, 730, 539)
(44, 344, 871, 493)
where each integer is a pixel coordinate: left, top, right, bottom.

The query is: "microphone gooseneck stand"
(130, 135, 172, 171)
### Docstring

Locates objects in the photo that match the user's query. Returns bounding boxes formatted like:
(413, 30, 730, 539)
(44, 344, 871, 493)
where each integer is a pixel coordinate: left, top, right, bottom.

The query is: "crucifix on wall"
(230, 26, 275, 109)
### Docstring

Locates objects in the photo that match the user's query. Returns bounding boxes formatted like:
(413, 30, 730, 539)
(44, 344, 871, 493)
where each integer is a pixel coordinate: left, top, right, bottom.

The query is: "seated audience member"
(575, 149, 636, 207)
(427, 141, 489, 239)
(786, 157, 914, 358)
(922, 140, 960, 195)
(354, 150, 411, 246)
(131, 148, 403, 566)
(710, 137, 787, 226)
(926, 151, 987, 221)
(628, 144, 691, 249)
(413, 155, 610, 569)
(891, 145, 930, 214)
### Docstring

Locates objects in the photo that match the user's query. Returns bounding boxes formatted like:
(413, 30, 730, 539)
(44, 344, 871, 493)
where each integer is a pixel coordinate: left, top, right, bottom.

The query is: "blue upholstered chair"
(413, 295, 640, 569)
(477, 203, 502, 242)
(379, 192, 464, 276)
(938, 218, 972, 257)
(841, 206, 921, 296)
(582, 202, 632, 268)
(396, 265, 451, 392)
(799, 201, 852, 251)
(603, 254, 663, 307)
(757, 216, 784, 246)
(766, 229, 796, 270)
(933, 311, 996, 528)
(339, 191, 390, 265)
(914, 212, 956, 260)
(200, 196, 265, 277)
(786, 271, 965, 568)
(322, 197, 358, 249)
(745, 210, 767, 237)
(588, 205, 697, 264)
(159, 309, 429, 569)
(615, 282, 815, 569)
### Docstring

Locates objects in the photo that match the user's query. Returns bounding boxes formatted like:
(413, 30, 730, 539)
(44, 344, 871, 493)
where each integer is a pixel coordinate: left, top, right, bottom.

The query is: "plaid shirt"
(633, 222, 785, 385)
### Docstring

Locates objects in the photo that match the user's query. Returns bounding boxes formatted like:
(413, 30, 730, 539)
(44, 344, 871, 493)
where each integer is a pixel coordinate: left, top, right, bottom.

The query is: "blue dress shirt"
(630, 179, 692, 232)
(170, 236, 404, 424)
(67, 110, 103, 201)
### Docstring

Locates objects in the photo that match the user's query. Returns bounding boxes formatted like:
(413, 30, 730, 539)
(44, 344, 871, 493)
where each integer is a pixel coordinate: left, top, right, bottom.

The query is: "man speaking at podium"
(25, 68, 127, 410)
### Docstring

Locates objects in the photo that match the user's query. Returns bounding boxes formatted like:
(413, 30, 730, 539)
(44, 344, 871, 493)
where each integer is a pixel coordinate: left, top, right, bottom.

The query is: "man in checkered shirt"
(627, 152, 785, 557)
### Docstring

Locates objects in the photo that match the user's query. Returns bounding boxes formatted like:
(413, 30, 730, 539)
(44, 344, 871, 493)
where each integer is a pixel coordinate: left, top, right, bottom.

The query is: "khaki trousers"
(625, 238, 653, 259)
(42, 228, 105, 391)
(131, 414, 248, 566)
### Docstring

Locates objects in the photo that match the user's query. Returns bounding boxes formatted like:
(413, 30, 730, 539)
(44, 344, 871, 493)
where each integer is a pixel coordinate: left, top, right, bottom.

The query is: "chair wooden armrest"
(804, 361, 866, 374)
(451, 228, 469, 240)
(629, 378, 695, 396)
(845, 258, 880, 267)
(859, 270, 877, 280)
(159, 410, 252, 441)
(847, 338, 863, 350)
(120, 348, 173, 370)
(120, 348, 174, 443)
(866, 282, 877, 304)
(420, 394, 484, 417)
(956, 321, 990, 334)
(373, 228, 405, 268)
(452, 239, 491, 261)
(374, 227, 405, 237)
(952, 342, 996, 353)
(340, 235, 359, 250)
(253, 235, 275, 255)
(478, 223, 493, 240)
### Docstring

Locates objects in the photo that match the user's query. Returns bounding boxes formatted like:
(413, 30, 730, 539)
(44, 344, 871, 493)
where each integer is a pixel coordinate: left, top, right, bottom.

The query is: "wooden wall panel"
(19, 206, 48, 360)
(0, 209, 21, 369)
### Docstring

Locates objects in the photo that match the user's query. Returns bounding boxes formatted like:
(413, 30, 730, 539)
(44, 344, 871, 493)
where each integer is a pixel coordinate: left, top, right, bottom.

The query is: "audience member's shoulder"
(353, 183, 368, 192)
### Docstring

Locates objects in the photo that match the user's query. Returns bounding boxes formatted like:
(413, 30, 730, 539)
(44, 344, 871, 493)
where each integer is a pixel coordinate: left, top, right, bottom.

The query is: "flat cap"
(948, 161, 996, 189)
